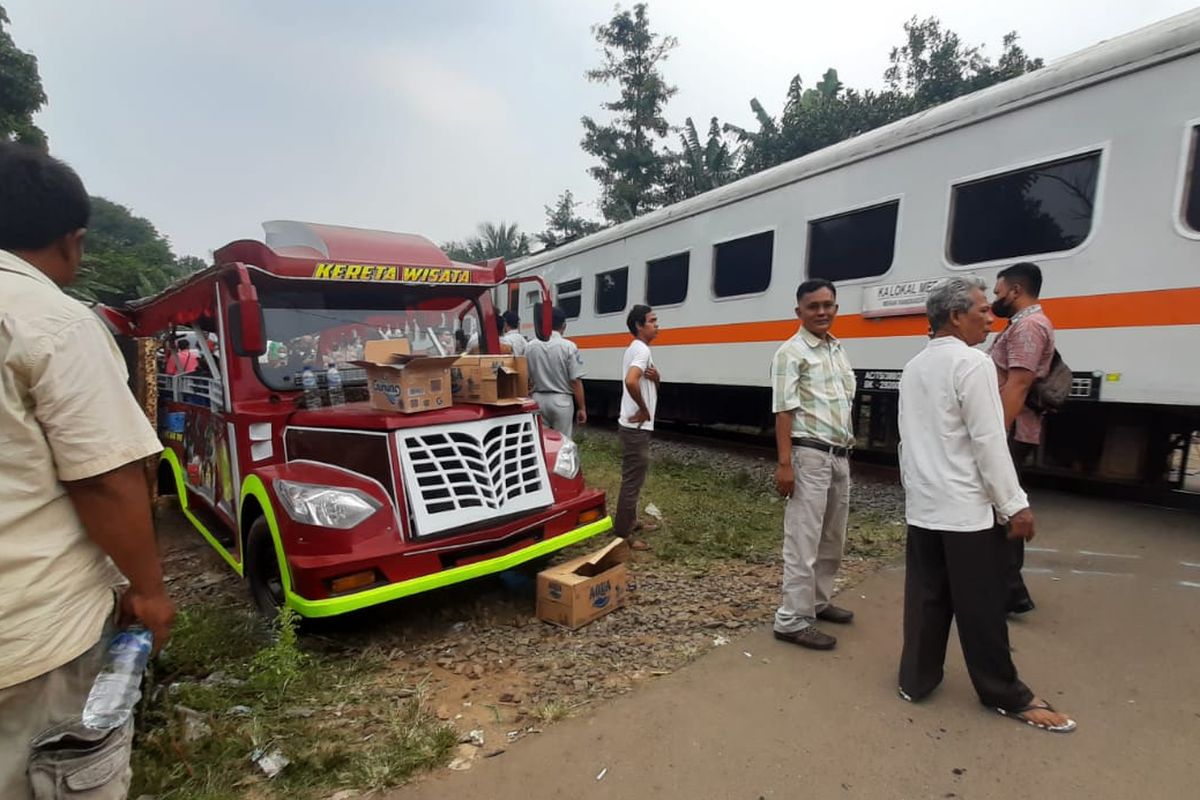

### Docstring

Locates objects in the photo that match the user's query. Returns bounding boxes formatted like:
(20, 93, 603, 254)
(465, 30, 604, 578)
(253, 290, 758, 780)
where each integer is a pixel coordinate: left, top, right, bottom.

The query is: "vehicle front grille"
(396, 413, 553, 537)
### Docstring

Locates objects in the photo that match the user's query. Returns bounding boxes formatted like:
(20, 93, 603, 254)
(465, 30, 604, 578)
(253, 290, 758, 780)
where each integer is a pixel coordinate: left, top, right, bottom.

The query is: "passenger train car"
(508, 10, 1200, 497)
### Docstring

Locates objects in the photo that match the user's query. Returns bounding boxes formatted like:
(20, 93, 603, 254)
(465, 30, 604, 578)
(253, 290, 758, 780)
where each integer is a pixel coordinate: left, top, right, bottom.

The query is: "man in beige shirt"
(0, 143, 175, 798)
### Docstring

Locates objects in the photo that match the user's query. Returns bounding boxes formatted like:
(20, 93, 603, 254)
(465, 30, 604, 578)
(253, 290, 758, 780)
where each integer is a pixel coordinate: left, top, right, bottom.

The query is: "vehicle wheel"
(245, 518, 286, 617)
(518, 554, 553, 576)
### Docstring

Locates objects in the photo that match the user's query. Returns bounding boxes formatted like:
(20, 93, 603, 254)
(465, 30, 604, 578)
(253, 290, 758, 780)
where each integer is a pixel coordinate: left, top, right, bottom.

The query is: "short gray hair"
(926, 276, 986, 331)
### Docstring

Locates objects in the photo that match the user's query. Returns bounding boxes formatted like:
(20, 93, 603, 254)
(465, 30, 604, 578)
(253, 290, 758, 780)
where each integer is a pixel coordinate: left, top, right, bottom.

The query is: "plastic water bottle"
(301, 365, 322, 408)
(326, 363, 345, 406)
(81, 627, 154, 730)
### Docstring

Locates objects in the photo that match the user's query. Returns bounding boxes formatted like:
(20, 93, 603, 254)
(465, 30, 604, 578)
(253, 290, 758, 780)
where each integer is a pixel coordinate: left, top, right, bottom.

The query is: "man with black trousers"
(897, 276, 1075, 733)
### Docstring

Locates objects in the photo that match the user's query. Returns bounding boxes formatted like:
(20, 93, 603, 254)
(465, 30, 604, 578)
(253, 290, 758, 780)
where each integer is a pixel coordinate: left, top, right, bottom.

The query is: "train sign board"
(861, 277, 942, 318)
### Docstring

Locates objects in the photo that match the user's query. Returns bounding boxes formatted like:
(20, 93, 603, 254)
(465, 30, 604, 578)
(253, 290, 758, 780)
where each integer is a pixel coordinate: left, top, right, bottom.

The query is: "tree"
(580, 3, 678, 223)
(885, 17, 1043, 111)
(73, 197, 191, 305)
(443, 221, 531, 263)
(0, 4, 48, 148)
(728, 20, 1042, 177)
(536, 190, 603, 248)
(663, 117, 738, 202)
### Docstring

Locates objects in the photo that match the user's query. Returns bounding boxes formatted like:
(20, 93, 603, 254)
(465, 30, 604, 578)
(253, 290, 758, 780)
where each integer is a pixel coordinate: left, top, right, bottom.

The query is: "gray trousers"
(533, 392, 574, 438)
(614, 426, 652, 538)
(774, 445, 851, 633)
(0, 622, 132, 800)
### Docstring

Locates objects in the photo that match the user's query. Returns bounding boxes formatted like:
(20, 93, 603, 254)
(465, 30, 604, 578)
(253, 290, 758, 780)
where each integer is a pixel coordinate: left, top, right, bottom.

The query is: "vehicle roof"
(119, 221, 504, 333)
(509, 8, 1200, 273)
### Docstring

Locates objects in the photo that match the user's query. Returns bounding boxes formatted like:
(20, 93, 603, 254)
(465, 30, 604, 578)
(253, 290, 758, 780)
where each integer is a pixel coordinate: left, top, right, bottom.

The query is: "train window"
(713, 231, 773, 297)
(646, 252, 689, 306)
(807, 200, 899, 281)
(595, 267, 628, 315)
(949, 150, 1101, 265)
(1185, 126, 1200, 232)
(556, 278, 582, 319)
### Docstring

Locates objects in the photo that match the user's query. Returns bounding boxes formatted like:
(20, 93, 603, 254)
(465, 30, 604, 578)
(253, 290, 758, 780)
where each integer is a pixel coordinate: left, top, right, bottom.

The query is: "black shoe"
(816, 605, 854, 624)
(774, 626, 836, 650)
(1007, 598, 1036, 615)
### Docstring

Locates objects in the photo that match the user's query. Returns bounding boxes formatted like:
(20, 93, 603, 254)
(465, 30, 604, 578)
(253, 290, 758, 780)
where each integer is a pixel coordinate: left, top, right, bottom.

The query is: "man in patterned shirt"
(989, 262, 1055, 615)
(770, 279, 857, 650)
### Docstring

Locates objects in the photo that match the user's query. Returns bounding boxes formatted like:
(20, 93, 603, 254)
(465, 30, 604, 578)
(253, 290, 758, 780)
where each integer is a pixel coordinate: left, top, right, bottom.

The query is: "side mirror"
(533, 302, 551, 342)
(228, 299, 266, 357)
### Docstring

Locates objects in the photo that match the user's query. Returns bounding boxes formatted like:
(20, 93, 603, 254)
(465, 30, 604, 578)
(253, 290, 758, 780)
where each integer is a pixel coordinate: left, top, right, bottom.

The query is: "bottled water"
(301, 365, 322, 408)
(326, 363, 345, 406)
(81, 627, 154, 730)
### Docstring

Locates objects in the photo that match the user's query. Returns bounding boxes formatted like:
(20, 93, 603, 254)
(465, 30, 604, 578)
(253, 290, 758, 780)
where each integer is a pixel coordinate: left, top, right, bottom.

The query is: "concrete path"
(396, 493, 1200, 799)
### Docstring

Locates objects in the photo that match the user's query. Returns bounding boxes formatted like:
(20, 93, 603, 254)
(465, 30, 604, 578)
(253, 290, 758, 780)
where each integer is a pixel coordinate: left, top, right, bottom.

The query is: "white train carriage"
(509, 10, 1200, 495)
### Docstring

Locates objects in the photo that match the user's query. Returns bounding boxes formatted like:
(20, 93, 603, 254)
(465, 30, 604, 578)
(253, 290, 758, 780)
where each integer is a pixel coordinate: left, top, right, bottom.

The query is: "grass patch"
(131, 606, 456, 800)
(577, 432, 904, 566)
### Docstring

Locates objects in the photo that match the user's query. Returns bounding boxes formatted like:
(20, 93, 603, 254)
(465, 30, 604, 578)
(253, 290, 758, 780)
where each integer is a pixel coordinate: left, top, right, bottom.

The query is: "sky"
(7, 0, 1199, 259)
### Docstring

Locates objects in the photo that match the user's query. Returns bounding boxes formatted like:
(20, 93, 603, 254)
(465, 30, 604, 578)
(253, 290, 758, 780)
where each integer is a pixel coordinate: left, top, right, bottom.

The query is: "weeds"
(131, 605, 454, 800)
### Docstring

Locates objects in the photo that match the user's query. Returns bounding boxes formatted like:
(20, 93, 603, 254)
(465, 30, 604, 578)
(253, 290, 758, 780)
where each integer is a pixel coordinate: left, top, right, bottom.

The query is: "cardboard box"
(536, 538, 634, 629)
(354, 341, 456, 414)
(451, 355, 529, 405)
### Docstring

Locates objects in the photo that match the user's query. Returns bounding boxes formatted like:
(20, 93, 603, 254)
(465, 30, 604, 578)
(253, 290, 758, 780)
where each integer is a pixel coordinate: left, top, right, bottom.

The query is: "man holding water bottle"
(0, 143, 176, 798)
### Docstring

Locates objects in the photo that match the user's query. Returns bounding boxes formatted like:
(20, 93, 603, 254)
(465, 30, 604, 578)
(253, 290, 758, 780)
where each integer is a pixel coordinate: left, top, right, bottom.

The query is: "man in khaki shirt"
(0, 143, 175, 798)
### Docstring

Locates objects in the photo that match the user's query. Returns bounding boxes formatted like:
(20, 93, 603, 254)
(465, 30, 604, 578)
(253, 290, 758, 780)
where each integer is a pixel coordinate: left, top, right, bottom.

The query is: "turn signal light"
(328, 570, 376, 595)
(577, 507, 603, 525)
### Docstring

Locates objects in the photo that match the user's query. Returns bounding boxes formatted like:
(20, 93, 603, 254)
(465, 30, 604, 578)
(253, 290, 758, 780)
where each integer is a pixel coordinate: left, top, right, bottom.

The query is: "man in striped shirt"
(770, 279, 857, 650)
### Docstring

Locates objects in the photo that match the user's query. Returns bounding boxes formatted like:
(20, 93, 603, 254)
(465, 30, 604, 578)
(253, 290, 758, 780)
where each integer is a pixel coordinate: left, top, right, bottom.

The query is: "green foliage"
(726, 19, 1043, 178)
(0, 5, 48, 148)
(72, 196, 198, 305)
(536, 189, 603, 248)
(133, 605, 454, 799)
(663, 116, 738, 203)
(580, 3, 678, 223)
(442, 220, 531, 263)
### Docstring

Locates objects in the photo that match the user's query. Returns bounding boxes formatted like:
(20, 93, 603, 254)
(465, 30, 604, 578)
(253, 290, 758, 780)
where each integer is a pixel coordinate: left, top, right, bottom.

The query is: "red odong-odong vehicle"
(102, 221, 612, 617)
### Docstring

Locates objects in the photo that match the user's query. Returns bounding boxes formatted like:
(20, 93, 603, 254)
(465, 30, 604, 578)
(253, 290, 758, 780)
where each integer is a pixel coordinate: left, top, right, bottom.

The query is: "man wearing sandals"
(770, 279, 856, 651)
(896, 277, 1075, 733)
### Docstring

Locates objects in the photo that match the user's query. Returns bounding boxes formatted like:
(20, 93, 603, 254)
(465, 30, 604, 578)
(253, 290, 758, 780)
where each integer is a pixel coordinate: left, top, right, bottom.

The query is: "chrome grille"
(396, 414, 553, 537)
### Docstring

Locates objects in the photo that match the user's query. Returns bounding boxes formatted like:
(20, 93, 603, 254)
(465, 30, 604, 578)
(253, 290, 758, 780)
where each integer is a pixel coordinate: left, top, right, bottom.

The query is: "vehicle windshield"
(252, 274, 488, 391)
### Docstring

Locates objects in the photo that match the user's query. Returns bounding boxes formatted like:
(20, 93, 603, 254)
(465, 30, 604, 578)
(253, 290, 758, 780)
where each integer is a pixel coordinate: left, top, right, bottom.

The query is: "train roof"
(510, 8, 1200, 273)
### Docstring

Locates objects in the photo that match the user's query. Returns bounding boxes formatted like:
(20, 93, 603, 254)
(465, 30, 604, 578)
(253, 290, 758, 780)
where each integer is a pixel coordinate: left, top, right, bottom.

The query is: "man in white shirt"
(615, 304, 660, 550)
(897, 276, 1075, 733)
(526, 307, 586, 437)
(499, 310, 527, 356)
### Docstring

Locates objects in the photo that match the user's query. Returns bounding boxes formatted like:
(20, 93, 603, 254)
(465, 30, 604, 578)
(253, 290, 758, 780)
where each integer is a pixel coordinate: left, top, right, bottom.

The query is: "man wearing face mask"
(988, 262, 1055, 616)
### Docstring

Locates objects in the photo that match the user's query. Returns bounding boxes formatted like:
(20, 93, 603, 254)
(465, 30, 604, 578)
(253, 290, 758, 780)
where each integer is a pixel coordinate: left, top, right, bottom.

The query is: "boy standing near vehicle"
(771, 279, 856, 651)
(614, 304, 661, 551)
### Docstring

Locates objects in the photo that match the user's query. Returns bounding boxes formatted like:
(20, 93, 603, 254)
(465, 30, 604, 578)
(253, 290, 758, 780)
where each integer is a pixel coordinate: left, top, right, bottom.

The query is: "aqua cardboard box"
(355, 341, 456, 414)
(451, 355, 530, 405)
(536, 538, 633, 629)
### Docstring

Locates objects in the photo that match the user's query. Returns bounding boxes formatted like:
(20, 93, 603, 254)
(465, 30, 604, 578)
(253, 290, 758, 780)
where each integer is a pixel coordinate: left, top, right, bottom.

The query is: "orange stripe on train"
(568, 287, 1200, 349)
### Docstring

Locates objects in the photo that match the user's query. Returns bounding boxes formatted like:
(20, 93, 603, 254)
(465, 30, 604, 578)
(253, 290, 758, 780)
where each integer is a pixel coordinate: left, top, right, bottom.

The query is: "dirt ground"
(154, 500, 882, 764)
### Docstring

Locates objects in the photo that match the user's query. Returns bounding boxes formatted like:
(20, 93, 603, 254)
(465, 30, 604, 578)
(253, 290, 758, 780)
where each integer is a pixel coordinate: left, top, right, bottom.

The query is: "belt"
(792, 437, 852, 458)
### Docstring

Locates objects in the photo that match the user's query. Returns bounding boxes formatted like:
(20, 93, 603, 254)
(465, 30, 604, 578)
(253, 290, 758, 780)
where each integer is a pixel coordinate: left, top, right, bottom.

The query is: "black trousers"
(899, 525, 1034, 711)
(1007, 441, 1037, 610)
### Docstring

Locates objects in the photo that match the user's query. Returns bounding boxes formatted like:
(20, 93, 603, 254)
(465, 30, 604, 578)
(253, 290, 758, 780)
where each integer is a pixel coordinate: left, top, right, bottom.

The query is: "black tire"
(518, 554, 553, 576)
(244, 518, 286, 617)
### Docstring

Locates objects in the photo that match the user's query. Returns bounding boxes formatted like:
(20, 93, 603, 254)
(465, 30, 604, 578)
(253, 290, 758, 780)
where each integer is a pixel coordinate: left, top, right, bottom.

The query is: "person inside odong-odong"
(896, 275, 1075, 733)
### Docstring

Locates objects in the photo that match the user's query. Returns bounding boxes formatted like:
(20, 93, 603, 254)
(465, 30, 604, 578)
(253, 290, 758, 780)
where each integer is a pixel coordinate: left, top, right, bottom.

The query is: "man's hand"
(628, 408, 650, 425)
(775, 463, 795, 498)
(576, 408, 587, 425)
(119, 586, 176, 655)
(1007, 507, 1035, 541)
(645, 365, 661, 384)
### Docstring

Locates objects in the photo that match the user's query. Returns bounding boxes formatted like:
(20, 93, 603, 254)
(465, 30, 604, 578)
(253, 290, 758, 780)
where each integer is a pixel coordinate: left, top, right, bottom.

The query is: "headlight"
(273, 480, 381, 529)
(552, 438, 580, 479)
